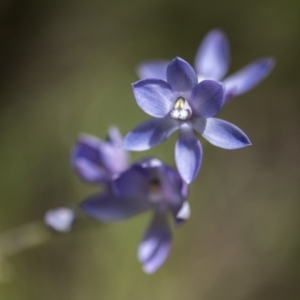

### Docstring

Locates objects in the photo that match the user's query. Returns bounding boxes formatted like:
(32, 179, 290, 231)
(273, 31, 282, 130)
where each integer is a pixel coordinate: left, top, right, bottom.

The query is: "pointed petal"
(197, 118, 251, 149)
(136, 60, 169, 80)
(106, 126, 123, 146)
(173, 201, 191, 227)
(80, 192, 151, 222)
(223, 57, 275, 101)
(195, 29, 230, 80)
(189, 80, 224, 118)
(138, 211, 172, 274)
(166, 57, 198, 93)
(175, 124, 203, 184)
(123, 118, 179, 151)
(71, 134, 108, 184)
(133, 79, 174, 118)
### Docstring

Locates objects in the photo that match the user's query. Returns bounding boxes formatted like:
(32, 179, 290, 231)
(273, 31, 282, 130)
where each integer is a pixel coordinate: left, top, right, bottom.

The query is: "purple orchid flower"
(137, 29, 275, 102)
(123, 57, 251, 184)
(71, 126, 129, 185)
(80, 157, 189, 273)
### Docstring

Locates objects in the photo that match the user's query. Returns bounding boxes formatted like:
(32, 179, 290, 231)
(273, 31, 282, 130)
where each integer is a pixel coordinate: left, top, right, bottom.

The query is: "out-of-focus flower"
(71, 126, 129, 185)
(137, 29, 275, 102)
(124, 57, 251, 183)
(44, 207, 76, 233)
(80, 157, 189, 273)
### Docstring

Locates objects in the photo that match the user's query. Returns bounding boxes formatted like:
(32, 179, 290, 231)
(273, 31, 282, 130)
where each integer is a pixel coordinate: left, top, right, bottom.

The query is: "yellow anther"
(170, 96, 192, 120)
(174, 97, 185, 110)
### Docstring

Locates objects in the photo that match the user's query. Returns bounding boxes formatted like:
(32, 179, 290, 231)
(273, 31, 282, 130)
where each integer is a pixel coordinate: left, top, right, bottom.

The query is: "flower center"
(148, 178, 163, 203)
(149, 178, 161, 193)
(170, 97, 192, 120)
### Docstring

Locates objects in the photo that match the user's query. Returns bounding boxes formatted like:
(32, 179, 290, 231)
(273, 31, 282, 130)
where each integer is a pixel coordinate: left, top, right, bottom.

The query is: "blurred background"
(0, 0, 300, 299)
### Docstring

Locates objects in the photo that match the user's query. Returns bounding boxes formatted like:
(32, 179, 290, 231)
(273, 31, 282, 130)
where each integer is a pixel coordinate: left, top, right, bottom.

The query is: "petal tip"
(209, 28, 227, 38)
(260, 57, 276, 71)
(142, 264, 156, 274)
(177, 161, 199, 184)
(169, 56, 191, 68)
(182, 174, 193, 184)
(76, 133, 101, 145)
(240, 133, 252, 148)
(169, 57, 189, 69)
(267, 58, 276, 72)
(236, 135, 252, 149)
(266, 56, 276, 65)
(173, 56, 182, 62)
(175, 218, 188, 227)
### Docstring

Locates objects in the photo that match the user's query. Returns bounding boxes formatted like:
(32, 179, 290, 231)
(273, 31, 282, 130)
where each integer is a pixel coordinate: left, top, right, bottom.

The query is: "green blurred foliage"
(0, 0, 300, 299)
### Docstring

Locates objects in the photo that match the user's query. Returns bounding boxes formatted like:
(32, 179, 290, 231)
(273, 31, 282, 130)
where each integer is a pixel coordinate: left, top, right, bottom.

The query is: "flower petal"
(175, 124, 203, 184)
(166, 57, 198, 93)
(133, 79, 174, 118)
(194, 29, 230, 80)
(138, 211, 172, 274)
(173, 201, 191, 227)
(98, 142, 129, 176)
(136, 60, 169, 80)
(189, 80, 224, 118)
(72, 159, 107, 184)
(123, 118, 179, 151)
(197, 118, 251, 149)
(223, 57, 275, 101)
(80, 192, 151, 222)
(71, 134, 108, 184)
(106, 126, 123, 146)
(159, 164, 188, 206)
(113, 164, 151, 199)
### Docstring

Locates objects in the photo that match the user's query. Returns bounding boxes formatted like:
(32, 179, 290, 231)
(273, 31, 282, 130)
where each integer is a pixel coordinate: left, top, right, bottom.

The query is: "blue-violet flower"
(124, 57, 251, 183)
(80, 157, 189, 273)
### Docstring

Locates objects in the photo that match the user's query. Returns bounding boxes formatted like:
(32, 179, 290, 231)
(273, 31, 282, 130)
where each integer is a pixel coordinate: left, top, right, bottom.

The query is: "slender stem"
(0, 221, 51, 258)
